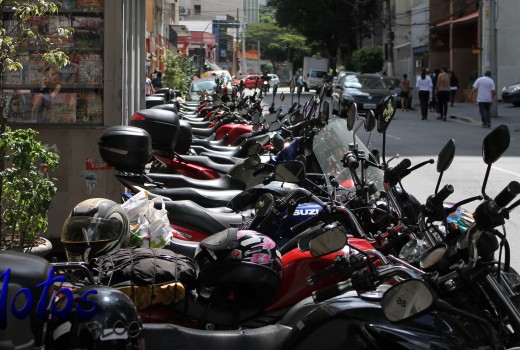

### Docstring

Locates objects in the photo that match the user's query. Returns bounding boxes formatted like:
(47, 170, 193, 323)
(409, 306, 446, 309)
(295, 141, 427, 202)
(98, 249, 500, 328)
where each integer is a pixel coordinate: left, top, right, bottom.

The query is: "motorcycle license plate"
(364, 103, 377, 109)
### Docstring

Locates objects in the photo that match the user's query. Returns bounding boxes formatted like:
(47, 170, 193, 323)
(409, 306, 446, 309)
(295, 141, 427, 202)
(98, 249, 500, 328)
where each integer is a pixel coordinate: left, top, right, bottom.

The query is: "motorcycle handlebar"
(307, 262, 342, 286)
(429, 184, 454, 207)
(493, 181, 520, 210)
(312, 281, 352, 303)
(386, 158, 411, 187)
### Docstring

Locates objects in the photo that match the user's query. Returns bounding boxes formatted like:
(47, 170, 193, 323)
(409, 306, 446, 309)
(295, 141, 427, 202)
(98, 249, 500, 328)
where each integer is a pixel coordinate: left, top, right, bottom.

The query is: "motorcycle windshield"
(312, 118, 384, 192)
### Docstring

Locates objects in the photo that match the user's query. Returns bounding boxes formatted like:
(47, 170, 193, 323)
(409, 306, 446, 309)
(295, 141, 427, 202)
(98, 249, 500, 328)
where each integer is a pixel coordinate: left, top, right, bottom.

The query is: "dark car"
(382, 76, 413, 109)
(331, 74, 391, 117)
(501, 82, 520, 106)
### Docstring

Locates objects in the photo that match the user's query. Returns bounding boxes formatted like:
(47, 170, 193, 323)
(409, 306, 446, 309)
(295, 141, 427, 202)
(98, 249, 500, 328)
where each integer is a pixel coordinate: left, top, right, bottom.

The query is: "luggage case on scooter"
(92, 247, 196, 310)
(98, 125, 153, 172)
(130, 108, 181, 152)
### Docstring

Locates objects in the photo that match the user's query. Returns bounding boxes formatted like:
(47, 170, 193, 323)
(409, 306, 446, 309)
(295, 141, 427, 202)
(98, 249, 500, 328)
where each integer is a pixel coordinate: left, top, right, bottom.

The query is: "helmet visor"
(61, 216, 123, 244)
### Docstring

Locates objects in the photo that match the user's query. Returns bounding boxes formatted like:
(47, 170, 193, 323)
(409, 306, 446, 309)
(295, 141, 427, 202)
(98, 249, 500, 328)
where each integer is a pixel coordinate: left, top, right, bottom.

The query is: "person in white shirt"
(416, 68, 433, 120)
(471, 70, 496, 128)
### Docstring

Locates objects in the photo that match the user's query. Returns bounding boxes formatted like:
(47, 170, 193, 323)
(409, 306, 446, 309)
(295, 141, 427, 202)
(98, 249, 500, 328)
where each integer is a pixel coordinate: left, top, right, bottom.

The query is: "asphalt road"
(261, 88, 520, 269)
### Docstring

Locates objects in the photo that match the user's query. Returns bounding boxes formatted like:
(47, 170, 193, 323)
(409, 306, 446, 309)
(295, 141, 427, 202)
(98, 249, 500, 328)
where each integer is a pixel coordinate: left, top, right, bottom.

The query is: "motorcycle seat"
(191, 120, 228, 138)
(177, 155, 234, 174)
(150, 187, 241, 208)
(142, 324, 292, 350)
(160, 200, 249, 235)
(146, 173, 245, 191)
(192, 136, 229, 147)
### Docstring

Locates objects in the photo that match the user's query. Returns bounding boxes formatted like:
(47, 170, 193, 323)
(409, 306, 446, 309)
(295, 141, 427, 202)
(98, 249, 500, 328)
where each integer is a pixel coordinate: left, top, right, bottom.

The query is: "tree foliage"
(351, 47, 384, 73)
(268, 0, 380, 66)
(245, 5, 311, 68)
(0, 127, 59, 249)
(0, 1, 71, 250)
(162, 50, 198, 95)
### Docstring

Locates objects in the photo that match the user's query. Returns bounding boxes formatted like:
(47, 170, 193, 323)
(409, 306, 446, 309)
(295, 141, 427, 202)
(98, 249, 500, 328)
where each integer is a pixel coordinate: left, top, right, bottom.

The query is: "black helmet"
(194, 228, 282, 307)
(46, 286, 144, 350)
(61, 198, 130, 262)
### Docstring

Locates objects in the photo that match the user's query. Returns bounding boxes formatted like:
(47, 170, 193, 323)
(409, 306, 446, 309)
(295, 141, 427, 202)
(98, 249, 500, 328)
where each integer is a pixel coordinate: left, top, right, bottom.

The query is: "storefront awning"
(433, 11, 478, 28)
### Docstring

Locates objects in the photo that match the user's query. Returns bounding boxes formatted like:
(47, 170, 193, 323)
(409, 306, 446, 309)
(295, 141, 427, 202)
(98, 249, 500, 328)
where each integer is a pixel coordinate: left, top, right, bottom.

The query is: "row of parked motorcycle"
(2, 79, 520, 350)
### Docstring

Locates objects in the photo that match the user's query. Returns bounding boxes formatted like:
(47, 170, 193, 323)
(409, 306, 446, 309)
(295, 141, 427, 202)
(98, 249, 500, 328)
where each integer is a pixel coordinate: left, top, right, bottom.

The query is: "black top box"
(130, 109, 180, 153)
(99, 126, 153, 173)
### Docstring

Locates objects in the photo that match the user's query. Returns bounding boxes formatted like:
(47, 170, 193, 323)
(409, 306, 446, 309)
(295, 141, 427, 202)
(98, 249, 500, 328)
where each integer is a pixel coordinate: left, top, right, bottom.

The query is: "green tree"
(268, 0, 380, 68)
(245, 5, 311, 71)
(351, 47, 383, 73)
(162, 50, 198, 96)
(0, 1, 72, 250)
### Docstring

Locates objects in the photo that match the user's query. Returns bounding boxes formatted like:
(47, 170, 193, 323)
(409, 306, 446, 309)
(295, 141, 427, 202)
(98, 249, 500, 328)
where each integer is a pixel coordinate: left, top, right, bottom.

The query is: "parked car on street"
(267, 73, 280, 87)
(501, 81, 520, 106)
(234, 74, 264, 89)
(382, 76, 413, 109)
(331, 73, 391, 117)
(187, 77, 217, 101)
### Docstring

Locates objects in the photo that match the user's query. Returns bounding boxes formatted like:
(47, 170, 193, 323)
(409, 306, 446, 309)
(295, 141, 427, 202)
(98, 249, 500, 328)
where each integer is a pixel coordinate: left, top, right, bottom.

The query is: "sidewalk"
(412, 101, 520, 132)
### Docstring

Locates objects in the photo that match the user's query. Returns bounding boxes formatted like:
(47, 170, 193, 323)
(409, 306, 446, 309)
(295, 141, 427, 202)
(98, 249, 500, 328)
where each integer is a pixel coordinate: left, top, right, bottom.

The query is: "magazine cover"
(78, 54, 103, 85)
(76, 92, 103, 124)
(2, 90, 33, 123)
(51, 92, 77, 123)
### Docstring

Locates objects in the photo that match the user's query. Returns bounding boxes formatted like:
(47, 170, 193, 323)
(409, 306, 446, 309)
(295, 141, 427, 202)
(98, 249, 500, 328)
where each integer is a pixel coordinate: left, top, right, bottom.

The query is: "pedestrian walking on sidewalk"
(449, 70, 459, 107)
(399, 74, 411, 111)
(416, 68, 433, 120)
(435, 65, 451, 121)
(471, 70, 496, 128)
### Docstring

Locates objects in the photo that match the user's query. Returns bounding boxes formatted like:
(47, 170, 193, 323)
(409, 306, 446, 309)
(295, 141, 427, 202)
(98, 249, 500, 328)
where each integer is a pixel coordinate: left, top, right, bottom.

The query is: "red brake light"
(131, 113, 146, 121)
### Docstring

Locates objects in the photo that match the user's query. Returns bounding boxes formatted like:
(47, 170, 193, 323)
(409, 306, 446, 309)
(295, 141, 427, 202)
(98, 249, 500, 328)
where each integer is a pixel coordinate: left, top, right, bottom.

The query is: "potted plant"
(0, 2, 72, 255)
(0, 127, 59, 255)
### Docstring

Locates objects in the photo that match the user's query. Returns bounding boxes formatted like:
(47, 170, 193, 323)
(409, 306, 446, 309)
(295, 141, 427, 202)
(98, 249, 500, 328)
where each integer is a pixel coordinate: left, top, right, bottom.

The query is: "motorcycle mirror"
(240, 108, 248, 115)
(272, 134, 285, 153)
(274, 161, 306, 183)
(437, 139, 455, 173)
(247, 142, 264, 156)
(213, 100, 222, 107)
(308, 227, 347, 257)
(289, 77, 296, 93)
(346, 103, 357, 131)
(265, 113, 278, 123)
(321, 100, 330, 124)
(481, 125, 510, 199)
(280, 92, 285, 101)
(255, 193, 275, 217)
(376, 95, 396, 133)
(483, 124, 510, 165)
(268, 120, 282, 132)
(381, 279, 435, 323)
(364, 110, 376, 132)
(243, 153, 262, 170)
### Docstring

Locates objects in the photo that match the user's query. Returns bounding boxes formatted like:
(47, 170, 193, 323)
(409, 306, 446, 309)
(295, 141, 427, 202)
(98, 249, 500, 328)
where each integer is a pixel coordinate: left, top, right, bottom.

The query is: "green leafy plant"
(351, 47, 384, 74)
(0, 127, 59, 250)
(0, 1, 70, 250)
(162, 50, 198, 96)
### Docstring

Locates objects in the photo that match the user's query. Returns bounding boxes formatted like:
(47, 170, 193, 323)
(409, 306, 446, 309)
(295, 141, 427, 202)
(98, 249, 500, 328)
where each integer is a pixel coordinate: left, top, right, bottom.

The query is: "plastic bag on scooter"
(122, 191, 173, 248)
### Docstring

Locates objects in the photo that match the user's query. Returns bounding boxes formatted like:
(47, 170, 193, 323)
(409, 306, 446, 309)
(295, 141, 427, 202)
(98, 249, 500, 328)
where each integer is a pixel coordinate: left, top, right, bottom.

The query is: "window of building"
(1, 3, 104, 126)
(194, 5, 201, 15)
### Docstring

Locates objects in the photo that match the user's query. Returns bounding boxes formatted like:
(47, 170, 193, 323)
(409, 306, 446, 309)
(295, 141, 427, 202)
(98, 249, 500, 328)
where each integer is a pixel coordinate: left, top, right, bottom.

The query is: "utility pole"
(232, 8, 238, 77)
(481, 0, 497, 117)
(385, 0, 394, 76)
